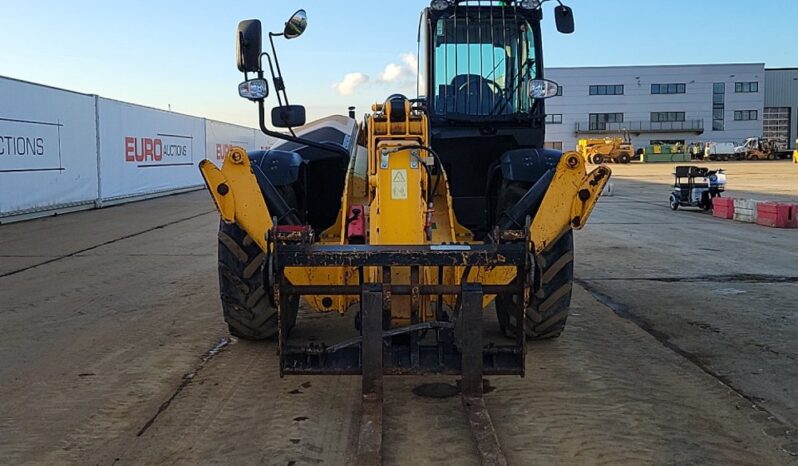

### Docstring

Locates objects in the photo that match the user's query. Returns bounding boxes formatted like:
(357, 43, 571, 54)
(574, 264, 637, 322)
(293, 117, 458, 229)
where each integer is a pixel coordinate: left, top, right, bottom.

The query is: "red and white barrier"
(708, 196, 797, 229)
(712, 197, 734, 219)
(733, 199, 758, 223)
(756, 202, 797, 229)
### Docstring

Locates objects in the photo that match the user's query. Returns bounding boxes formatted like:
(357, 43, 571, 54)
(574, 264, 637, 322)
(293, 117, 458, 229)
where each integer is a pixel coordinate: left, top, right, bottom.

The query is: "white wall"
(0, 76, 266, 220)
(0, 77, 98, 215)
(254, 131, 276, 151)
(97, 98, 206, 201)
(205, 120, 264, 164)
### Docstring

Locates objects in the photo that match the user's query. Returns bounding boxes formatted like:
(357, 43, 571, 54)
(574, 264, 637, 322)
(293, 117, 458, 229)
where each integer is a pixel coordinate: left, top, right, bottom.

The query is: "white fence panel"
(0, 77, 98, 217)
(205, 120, 257, 164)
(97, 98, 205, 200)
(255, 131, 277, 151)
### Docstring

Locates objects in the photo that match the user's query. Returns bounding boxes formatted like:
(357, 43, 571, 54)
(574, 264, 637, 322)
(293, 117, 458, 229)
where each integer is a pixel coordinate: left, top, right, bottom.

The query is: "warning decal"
(391, 169, 407, 200)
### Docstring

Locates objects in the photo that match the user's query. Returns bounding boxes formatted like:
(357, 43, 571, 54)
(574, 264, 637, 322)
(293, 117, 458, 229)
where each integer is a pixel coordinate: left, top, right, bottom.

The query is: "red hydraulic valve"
(346, 205, 366, 244)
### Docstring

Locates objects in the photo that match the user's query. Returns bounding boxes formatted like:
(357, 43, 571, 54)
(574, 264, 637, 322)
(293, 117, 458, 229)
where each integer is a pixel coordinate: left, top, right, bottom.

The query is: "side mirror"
(554, 5, 575, 34)
(528, 79, 560, 99)
(284, 9, 307, 39)
(271, 105, 306, 128)
(237, 20, 262, 72)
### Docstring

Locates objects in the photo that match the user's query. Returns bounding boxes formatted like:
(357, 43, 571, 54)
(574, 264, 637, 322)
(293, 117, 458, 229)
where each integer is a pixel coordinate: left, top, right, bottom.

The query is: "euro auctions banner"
(97, 98, 205, 200)
(255, 131, 276, 151)
(205, 120, 277, 165)
(0, 77, 98, 216)
(205, 119, 256, 164)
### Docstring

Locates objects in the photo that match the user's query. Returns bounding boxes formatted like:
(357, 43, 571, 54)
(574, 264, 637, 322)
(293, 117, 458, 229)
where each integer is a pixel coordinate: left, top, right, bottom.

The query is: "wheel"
(721, 154, 729, 161)
(592, 154, 604, 164)
(218, 221, 299, 340)
(767, 153, 776, 160)
(494, 180, 574, 340)
(700, 193, 711, 211)
(669, 193, 679, 210)
(617, 153, 631, 164)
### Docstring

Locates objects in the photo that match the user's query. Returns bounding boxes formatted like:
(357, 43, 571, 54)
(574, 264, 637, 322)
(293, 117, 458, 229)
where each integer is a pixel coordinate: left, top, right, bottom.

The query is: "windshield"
(432, 10, 537, 117)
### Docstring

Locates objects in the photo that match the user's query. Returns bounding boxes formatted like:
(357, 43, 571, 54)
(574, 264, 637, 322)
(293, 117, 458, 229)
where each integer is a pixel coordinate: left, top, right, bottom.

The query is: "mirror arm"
(266, 32, 297, 137)
(259, 52, 282, 107)
(267, 32, 290, 106)
(257, 99, 350, 161)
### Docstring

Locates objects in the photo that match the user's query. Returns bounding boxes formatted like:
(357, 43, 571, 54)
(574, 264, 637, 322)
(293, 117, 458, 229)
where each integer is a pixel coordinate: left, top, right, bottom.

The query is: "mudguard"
(500, 148, 563, 184)
(249, 150, 306, 187)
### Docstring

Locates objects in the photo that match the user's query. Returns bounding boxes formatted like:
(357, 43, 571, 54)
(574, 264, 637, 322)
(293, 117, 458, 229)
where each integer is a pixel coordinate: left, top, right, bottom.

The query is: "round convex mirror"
(284, 10, 307, 39)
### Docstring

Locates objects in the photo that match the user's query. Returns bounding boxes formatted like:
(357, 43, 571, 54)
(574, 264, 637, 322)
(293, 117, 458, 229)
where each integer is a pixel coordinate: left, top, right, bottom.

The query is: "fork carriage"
(272, 226, 531, 379)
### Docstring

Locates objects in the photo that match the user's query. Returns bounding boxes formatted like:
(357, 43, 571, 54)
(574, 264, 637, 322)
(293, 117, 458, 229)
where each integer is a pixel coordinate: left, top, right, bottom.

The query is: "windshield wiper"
(489, 58, 534, 117)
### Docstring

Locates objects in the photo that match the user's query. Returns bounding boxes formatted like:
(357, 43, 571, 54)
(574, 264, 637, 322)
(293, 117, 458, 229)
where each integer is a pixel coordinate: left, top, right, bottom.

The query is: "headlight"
(238, 78, 269, 101)
(519, 0, 542, 9)
(528, 79, 560, 99)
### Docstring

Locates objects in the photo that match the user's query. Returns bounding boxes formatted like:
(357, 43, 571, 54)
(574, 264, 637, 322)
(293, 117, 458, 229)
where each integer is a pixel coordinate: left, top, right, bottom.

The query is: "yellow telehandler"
(199, 2, 609, 463)
(577, 131, 634, 164)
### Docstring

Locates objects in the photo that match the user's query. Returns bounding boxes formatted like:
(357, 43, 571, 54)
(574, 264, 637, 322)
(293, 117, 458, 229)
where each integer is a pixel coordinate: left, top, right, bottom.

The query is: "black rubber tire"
(592, 154, 604, 164)
(670, 194, 679, 210)
(617, 153, 631, 164)
(218, 221, 299, 340)
(494, 181, 574, 340)
(700, 193, 711, 211)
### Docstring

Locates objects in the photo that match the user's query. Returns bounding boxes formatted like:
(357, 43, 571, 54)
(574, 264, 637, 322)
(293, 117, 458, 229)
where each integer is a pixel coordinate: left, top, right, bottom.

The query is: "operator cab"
(417, 0, 569, 237)
(429, 6, 541, 119)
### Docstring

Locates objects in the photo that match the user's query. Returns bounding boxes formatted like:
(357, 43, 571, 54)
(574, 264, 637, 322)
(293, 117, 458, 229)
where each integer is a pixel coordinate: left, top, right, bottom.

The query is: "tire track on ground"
(576, 278, 798, 457)
(0, 210, 215, 278)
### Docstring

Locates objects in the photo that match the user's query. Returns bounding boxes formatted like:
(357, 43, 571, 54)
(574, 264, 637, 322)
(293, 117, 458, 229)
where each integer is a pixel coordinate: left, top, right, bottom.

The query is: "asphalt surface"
(1, 160, 796, 464)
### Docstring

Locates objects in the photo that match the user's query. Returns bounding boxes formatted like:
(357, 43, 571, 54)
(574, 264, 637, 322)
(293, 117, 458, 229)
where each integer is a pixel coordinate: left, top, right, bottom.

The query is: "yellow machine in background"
(577, 133, 634, 164)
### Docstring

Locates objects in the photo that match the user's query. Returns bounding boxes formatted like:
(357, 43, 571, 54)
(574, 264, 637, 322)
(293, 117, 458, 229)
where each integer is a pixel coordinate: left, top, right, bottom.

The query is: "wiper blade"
(489, 59, 534, 117)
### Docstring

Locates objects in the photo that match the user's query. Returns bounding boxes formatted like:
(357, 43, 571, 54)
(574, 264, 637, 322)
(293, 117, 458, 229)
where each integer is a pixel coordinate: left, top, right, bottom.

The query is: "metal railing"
(575, 120, 705, 135)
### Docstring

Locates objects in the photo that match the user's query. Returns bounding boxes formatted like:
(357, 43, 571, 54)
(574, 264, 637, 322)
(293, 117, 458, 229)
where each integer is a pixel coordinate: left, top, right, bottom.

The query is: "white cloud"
(380, 63, 404, 82)
(379, 53, 419, 84)
(400, 53, 418, 74)
(332, 72, 369, 96)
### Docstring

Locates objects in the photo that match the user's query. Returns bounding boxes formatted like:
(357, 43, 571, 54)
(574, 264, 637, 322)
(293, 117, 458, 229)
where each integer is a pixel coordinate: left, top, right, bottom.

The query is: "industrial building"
(544, 63, 796, 153)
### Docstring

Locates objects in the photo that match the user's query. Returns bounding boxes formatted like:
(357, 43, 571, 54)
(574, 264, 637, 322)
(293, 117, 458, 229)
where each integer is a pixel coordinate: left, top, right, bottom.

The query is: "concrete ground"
(0, 161, 796, 464)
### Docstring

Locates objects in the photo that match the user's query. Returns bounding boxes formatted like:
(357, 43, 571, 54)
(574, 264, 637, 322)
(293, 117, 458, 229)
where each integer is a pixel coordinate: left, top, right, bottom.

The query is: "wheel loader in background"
(199, 2, 610, 463)
(577, 131, 634, 164)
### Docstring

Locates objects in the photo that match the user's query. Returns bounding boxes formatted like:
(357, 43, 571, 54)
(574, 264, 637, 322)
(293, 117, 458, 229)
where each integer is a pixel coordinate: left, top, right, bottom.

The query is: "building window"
(734, 110, 758, 121)
(712, 82, 725, 131)
(556, 86, 563, 96)
(734, 81, 759, 93)
(651, 112, 686, 122)
(651, 83, 685, 94)
(545, 114, 563, 124)
(544, 141, 563, 151)
(589, 84, 624, 96)
(589, 112, 623, 130)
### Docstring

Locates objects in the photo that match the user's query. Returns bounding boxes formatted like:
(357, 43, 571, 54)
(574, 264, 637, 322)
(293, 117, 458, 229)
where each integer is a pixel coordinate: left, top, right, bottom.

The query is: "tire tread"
(217, 222, 297, 340)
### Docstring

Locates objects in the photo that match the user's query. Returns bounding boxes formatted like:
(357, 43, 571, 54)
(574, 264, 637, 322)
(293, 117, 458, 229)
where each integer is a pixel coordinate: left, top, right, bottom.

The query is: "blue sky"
(1, 0, 795, 126)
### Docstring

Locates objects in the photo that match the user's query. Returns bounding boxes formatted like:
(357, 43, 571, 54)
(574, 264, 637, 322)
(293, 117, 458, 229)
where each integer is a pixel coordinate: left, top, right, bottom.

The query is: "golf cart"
(669, 166, 726, 210)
